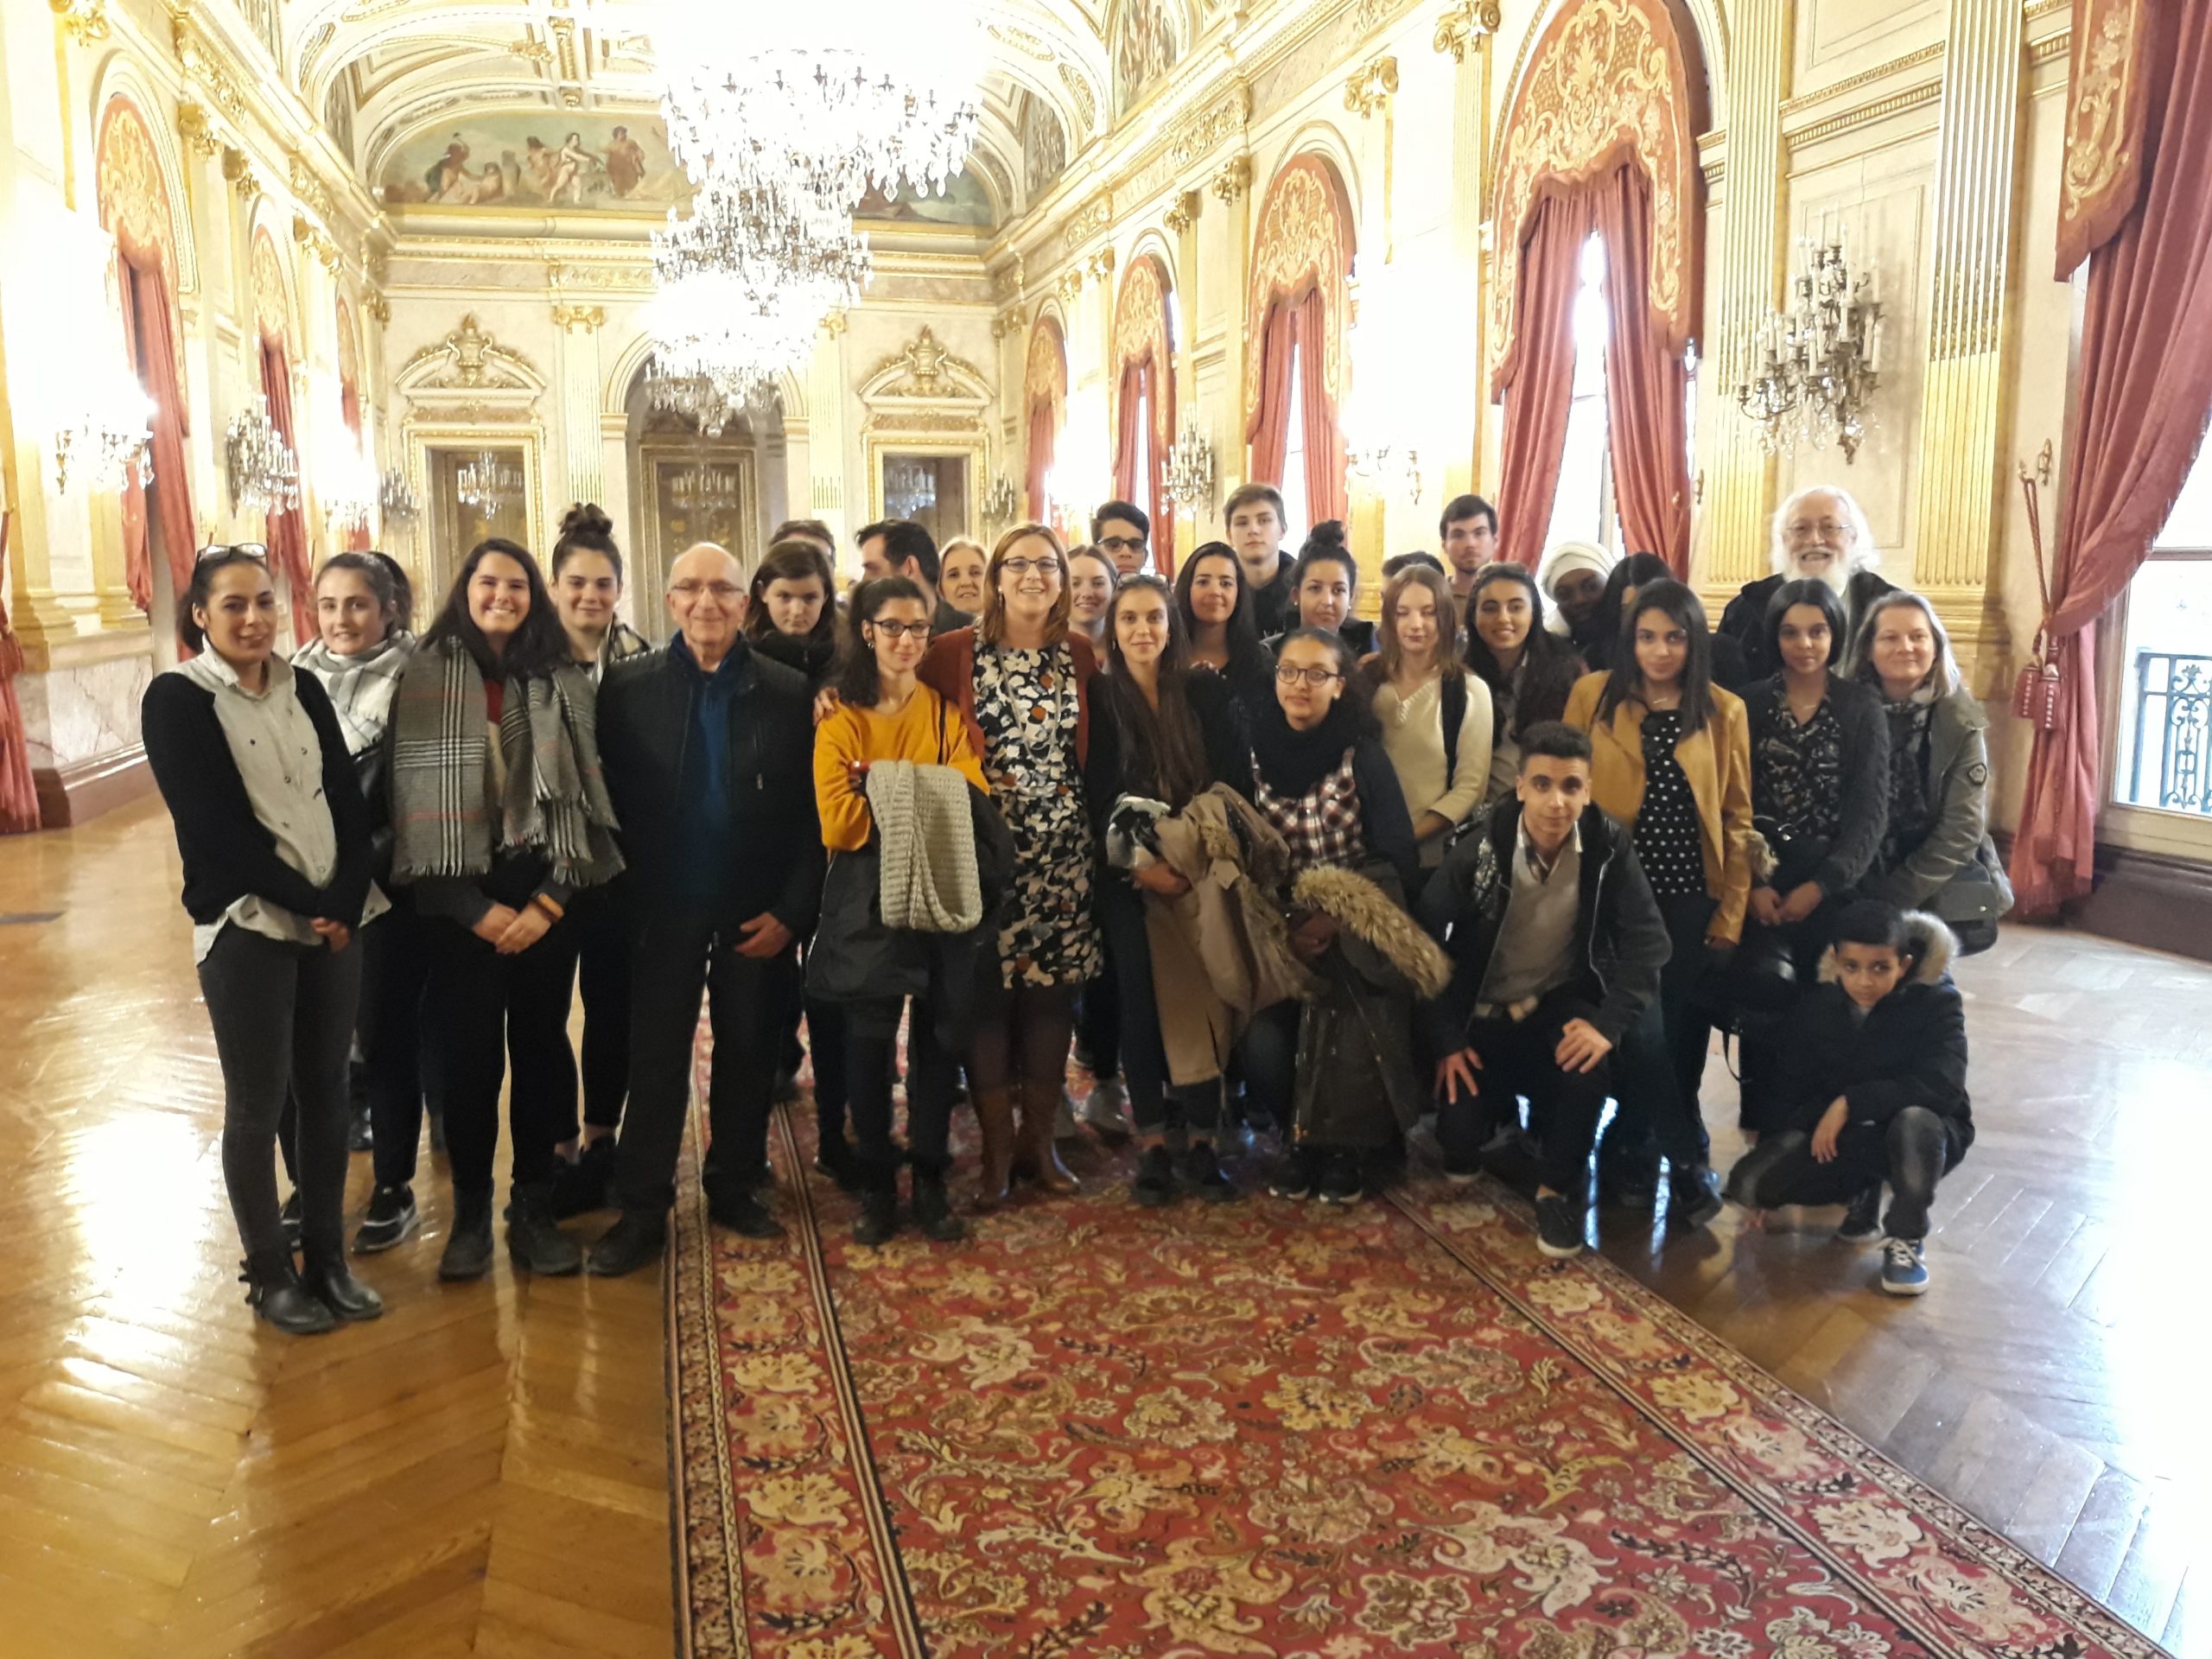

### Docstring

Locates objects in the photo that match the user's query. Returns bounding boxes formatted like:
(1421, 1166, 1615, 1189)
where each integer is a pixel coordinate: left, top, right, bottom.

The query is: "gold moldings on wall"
(1164, 189, 1202, 235)
(1243, 155, 1355, 417)
(398, 313, 543, 395)
(1063, 189, 1113, 251)
(48, 0, 107, 44)
(1059, 63, 1098, 137)
(1057, 266, 1085, 302)
(222, 146, 261, 203)
(1777, 42, 1948, 118)
(1025, 315, 1068, 416)
(1787, 80, 1946, 149)
(1166, 84, 1253, 168)
(1433, 0, 1502, 62)
(175, 101, 220, 159)
(1211, 156, 1252, 203)
(1344, 54, 1400, 118)
(551, 303, 606, 333)
(173, 16, 249, 124)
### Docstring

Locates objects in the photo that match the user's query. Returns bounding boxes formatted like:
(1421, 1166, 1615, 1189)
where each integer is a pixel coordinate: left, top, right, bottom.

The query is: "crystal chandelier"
(51, 356, 155, 494)
(378, 467, 421, 524)
(981, 472, 1019, 529)
(226, 394, 299, 515)
(671, 463, 745, 515)
(1733, 227, 1883, 463)
(321, 445, 376, 536)
(1161, 423, 1216, 512)
(456, 452, 523, 513)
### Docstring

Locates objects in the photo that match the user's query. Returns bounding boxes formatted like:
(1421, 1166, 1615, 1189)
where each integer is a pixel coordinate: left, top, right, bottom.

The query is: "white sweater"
(1373, 671, 1494, 865)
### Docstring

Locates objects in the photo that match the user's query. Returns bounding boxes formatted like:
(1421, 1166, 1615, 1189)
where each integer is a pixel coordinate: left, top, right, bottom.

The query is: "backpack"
(1440, 671, 1470, 790)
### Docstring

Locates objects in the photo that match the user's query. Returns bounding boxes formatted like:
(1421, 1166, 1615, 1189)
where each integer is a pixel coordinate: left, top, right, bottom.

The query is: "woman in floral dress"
(920, 524, 1103, 1210)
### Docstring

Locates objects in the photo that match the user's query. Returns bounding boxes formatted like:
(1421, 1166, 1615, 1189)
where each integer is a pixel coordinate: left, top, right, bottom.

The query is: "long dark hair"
(177, 547, 275, 653)
(552, 501, 624, 583)
(315, 552, 407, 641)
(1587, 551, 1673, 669)
(1173, 540, 1268, 681)
(744, 537, 839, 648)
(1764, 576, 1847, 671)
(1596, 578, 1716, 737)
(422, 537, 569, 678)
(836, 575, 927, 707)
(1102, 575, 1210, 806)
(1462, 562, 1581, 740)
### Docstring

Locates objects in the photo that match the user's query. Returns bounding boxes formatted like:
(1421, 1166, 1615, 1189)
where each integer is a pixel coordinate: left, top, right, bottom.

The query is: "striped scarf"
(388, 636, 623, 889)
(292, 632, 412, 756)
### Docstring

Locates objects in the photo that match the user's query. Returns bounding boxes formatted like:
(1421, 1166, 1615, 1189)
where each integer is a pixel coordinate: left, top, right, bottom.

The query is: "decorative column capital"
(1057, 267, 1085, 303)
(1344, 54, 1400, 118)
(221, 146, 260, 201)
(551, 302, 606, 333)
(363, 289, 391, 324)
(1433, 0, 1502, 62)
(176, 101, 221, 158)
(1164, 188, 1202, 235)
(1088, 247, 1116, 283)
(821, 308, 849, 338)
(1210, 155, 1252, 204)
(48, 0, 108, 44)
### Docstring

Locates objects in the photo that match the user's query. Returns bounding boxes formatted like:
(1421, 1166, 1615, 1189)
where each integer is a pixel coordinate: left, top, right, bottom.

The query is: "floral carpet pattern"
(668, 1080, 2167, 1659)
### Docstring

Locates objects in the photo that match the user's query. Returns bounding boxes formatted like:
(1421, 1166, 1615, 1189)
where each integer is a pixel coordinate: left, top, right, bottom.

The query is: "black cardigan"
(1740, 671, 1891, 899)
(142, 667, 374, 929)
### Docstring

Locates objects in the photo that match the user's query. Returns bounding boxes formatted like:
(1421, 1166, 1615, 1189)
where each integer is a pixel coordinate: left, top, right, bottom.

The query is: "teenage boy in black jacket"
(1725, 900, 1971, 1297)
(1418, 721, 1672, 1259)
(586, 543, 824, 1274)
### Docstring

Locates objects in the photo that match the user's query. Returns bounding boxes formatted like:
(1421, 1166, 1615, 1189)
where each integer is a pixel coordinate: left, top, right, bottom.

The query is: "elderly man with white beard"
(1718, 486, 1896, 683)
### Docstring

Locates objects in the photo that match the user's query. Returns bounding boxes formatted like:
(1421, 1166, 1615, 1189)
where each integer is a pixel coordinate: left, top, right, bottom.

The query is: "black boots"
(440, 1187, 495, 1281)
(240, 1250, 336, 1336)
(1669, 1162, 1724, 1230)
(300, 1251, 385, 1322)
(911, 1166, 966, 1242)
(587, 1211, 670, 1277)
(855, 1167, 901, 1247)
(505, 1185, 584, 1275)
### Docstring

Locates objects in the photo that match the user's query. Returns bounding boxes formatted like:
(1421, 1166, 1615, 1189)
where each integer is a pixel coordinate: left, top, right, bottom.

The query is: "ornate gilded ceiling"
(275, 0, 1150, 226)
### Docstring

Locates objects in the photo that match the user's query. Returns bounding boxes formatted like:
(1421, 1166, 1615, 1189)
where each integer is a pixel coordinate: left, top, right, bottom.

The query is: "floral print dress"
(973, 643, 1102, 987)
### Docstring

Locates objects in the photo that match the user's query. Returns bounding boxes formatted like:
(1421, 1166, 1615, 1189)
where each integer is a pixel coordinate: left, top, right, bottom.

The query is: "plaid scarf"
(292, 632, 413, 755)
(1253, 747, 1368, 875)
(388, 637, 623, 889)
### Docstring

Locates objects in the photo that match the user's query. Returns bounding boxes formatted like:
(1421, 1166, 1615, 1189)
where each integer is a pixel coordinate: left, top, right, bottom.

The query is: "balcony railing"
(2125, 652, 2212, 817)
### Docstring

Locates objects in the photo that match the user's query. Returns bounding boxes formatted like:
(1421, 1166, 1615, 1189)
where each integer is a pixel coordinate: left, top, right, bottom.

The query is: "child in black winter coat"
(1725, 900, 1972, 1296)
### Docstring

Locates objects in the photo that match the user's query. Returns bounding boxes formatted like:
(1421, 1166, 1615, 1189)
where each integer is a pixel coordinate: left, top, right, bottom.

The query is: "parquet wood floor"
(3, 800, 2207, 1656)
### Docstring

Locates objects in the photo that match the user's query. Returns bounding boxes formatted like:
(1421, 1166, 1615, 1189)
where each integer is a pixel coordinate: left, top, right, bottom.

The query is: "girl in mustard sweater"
(812, 577, 986, 1246)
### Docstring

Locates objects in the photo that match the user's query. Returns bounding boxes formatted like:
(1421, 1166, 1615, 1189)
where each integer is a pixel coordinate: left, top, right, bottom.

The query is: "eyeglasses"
(1098, 536, 1146, 554)
(867, 620, 931, 640)
(197, 542, 269, 562)
(1787, 519, 1851, 539)
(1274, 664, 1344, 688)
(670, 581, 743, 602)
(1001, 557, 1059, 577)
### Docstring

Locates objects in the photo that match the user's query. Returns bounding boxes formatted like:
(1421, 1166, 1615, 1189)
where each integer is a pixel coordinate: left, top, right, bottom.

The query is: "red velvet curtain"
(2011, 0, 2212, 917)
(1026, 395, 1056, 522)
(0, 512, 38, 833)
(1492, 194, 1592, 573)
(116, 257, 197, 620)
(1596, 165, 1691, 575)
(259, 338, 312, 647)
(1246, 296, 1297, 492)
(1296, 286, 1347, 525)
(1112, 358, 1144, 505)
(1148, 359, 1175, 578)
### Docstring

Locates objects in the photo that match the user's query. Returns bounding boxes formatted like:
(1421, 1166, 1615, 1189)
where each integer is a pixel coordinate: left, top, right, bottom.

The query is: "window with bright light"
(1545, 233, 1624, 556)
(2112, 439, 2212, 819)
(1281, 341, 1311, 544)
(1134, 385, 1154, 567)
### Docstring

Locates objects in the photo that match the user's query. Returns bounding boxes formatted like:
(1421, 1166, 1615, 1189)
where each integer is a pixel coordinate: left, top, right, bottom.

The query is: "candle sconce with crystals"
(51, 359, 155, 494)
(671, 462, 745, 516)
(981, 471, 1019, 530)
(1732, 227, 1883, 463)
(321, 448, 377, 537)
(378, 467, 421, 525)
(456, 452, 524, 514)
(226, 394, 299, 514)
(1161, 422, 1216, 512)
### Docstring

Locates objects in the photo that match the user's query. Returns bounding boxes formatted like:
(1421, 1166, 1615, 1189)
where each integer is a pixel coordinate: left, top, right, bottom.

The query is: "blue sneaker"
(1879, 1236, 1929, 1296)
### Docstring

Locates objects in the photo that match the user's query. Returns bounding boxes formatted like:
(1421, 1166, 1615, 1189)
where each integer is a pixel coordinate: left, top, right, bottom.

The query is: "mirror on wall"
(880, 453, 970, 549)
(427, 446, 529, 590)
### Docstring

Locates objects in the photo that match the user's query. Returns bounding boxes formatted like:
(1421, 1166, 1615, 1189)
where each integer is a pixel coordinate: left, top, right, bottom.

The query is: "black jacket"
(597, 639, 823, 933)
(1247, 550, 1299, 639)
(1416, 798, 1669, 1052)
(1719, 569, 1897, 684)
(1768, 911, 1972, 1146)
(1085, 668, 1252, 837)
(1740, 671, 1891, 898)
(142, 667, 375, 929)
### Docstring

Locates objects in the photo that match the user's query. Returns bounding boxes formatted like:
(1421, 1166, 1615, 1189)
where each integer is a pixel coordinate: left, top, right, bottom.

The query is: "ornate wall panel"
(95, 99, 179, 283)
(1486, 0, 1701, 384)
(1112, 252, 1175, 464)
(251, 229, 293, 346)
(1025, 311, 1069, 416)
(1242, 154, 1355, 421)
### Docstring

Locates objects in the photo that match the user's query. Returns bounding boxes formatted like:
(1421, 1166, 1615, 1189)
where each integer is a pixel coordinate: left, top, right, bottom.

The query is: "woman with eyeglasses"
(745, 538, 861, 1191)
(389, 537, 624, 1281)
(1243, 629, 1420, 1205)
(1464, 563, 1586, 806)
(1563, 579, 1751, 1224)
(813, 576, 988, 1243)
(543, 505, 652, 1218)
(287, 551, 433, 1253)
(1174, 541, 1274, 709)
(919, 524, 1104, 1209)
(143, 546, 385, 1334)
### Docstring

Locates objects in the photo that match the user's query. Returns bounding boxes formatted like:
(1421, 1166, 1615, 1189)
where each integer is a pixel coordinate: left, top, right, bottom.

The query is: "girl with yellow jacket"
(1562, 578, 1751, 1222)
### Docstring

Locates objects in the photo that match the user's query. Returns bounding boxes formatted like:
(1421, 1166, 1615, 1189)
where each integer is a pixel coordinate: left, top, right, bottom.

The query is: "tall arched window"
(1112, 253, 1176, 570)
(1246, 155, 1354, 531)
(1024, 315, 1068, 523)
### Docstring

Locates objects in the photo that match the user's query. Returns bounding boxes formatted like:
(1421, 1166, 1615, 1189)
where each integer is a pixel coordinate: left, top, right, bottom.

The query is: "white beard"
(1793, 556, 1849, 594)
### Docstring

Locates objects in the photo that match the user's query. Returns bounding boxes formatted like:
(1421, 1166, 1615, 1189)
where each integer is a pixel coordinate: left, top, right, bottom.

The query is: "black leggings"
(199, 926, 361, 1261)
(965, 978, 1077, 1102)
(1726, 1105, 1960, 1239)
(846, 997, 957, 1175)
(427, 915, 580, 1198)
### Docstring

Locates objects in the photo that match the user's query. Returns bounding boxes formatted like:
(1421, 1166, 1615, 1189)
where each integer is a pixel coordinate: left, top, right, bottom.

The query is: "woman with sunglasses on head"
(389, 537, 624, 1281)
(919, 524, 1105, 1209)
(1244, 629, 1421, 1205)
(745, 537, 861, 1191)
(1174, 540, 1274, 710)
(289, 551, 434, 1252)
(1463, 562, 1586, 806)
(1563, 580, 1751, 1224)
(813, 577, 988, 1243)
(143, 546, 385, 1333)
(543, 505, 652, 1217)
(1090, 576, 1254, 1203)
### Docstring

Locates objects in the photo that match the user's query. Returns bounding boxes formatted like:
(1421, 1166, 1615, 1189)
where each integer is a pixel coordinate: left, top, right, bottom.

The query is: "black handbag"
(1696, 923, 1799, 1033)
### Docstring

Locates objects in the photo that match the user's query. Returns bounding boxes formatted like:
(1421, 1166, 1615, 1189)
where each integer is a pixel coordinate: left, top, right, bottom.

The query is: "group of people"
(144, 479, 2005, 1336)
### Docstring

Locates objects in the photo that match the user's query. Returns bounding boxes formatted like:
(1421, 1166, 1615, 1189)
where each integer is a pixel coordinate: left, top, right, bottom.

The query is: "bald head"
(666, 541, 748, 668)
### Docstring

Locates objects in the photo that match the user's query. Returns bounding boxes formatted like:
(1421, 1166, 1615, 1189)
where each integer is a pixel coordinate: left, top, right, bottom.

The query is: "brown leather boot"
(1018, 1081, 1079, 1196)
(971, 1088, 1017, 1211)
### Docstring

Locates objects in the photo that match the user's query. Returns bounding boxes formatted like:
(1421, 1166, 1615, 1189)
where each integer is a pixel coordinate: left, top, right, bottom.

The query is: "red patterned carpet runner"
(668, 1094, 2165, 1659)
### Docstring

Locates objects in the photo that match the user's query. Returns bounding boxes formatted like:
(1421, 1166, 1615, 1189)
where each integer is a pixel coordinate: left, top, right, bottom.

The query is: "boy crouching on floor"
(1724, 900, 1972, 1295)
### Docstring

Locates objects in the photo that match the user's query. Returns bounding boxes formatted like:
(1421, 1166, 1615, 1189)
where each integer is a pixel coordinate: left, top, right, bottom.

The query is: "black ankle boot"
(911, 1166, 965, 1243)
(505, 1185, 583, 1275)
(440, 1187, 495, 1281)
(1669, 1162, 1724, 1230)
(855, 1174, 900, 1248)
(240, 1250, 336, 1336)
(301, 1251, 385, 1322)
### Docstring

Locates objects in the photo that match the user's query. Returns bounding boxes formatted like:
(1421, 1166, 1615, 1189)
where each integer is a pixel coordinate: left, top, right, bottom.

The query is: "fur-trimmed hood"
(1816, 910, 1956, 988)
(1292, 865, 1455, 999)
